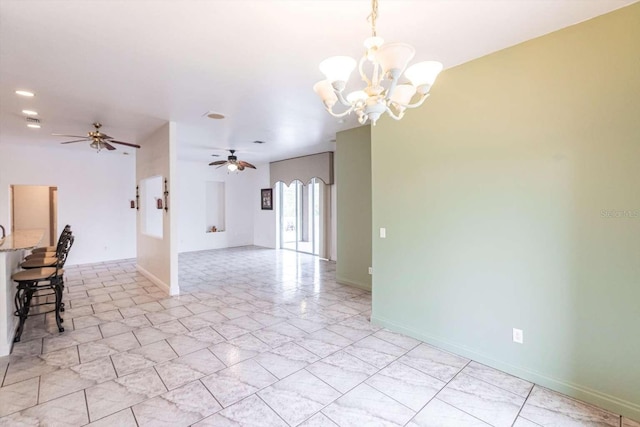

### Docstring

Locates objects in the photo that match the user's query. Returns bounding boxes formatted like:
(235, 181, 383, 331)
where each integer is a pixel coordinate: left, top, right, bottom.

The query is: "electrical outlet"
(380, 227, 386, 238)
(368, 267, 373, 275)
(513, 328, 524, 344)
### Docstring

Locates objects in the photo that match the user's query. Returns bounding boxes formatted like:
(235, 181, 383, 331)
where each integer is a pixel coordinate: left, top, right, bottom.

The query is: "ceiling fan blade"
(238, 164, 245, 171)
(98, 133, 113, 139)
(209, 160, 227, 166)
(238, 161, 257, 169)
(216, 164, 228, 169)
(109, 140, 141, 149)
(52, 134, 89, 139)
(60, 139, 89, 144)
(102, 142, 117, 151)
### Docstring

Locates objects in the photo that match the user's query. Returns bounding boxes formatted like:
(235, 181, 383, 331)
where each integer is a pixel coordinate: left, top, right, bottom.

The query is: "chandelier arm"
(385, 106, 404, 121)
(325, 105, 355, 118)
(335, 90, 353, 107)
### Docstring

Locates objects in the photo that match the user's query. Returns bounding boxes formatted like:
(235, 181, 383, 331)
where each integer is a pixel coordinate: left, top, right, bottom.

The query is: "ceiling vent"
(25, 117, 40, 124)
(204, 111, 225, 120)
(252, 140, 266, 144)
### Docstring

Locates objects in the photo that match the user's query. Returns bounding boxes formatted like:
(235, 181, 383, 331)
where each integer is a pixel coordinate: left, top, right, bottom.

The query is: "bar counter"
(0, 229, 43, 355)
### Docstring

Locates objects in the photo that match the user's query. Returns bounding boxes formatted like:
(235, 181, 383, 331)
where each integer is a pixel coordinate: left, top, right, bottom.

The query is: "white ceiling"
(0, 0, 635, 163)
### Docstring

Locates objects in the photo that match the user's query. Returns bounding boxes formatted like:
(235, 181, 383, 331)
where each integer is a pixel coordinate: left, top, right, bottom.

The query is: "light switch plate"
(380, 228, 386, 238)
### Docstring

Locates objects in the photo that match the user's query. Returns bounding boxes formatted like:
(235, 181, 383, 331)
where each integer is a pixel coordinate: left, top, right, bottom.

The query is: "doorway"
(279, 178, 321, 255)
(11, 185, 58, 247)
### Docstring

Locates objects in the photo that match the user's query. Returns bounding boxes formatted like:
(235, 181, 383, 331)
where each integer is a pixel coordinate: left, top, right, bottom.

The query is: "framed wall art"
(261, 188, 273, 210)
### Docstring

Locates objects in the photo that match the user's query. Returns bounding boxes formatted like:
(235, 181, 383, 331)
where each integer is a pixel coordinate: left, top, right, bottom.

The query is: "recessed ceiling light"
(15, 90, 35, 97)
(27, 124, 41, 129)
(205, 111, 225, 120)
(22, 110, 38, 116)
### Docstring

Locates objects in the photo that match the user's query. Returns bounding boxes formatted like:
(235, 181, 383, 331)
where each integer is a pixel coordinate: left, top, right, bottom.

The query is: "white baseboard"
(136, 264, 171, 295)
(371, 314, 640, 422)
(336, 276, 372, 291)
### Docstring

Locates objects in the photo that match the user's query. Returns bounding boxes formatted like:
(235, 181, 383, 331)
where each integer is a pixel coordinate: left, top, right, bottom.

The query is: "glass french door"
(279, 178, 321, 255)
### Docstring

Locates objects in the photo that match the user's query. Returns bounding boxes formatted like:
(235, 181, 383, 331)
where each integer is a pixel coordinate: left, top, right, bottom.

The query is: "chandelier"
(313, 0, 443, 126)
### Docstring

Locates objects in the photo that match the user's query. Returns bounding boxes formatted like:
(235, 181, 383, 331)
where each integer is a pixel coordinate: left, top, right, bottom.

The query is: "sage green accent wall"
(336, 125, 372, 290)
(371, 4, 640, 420)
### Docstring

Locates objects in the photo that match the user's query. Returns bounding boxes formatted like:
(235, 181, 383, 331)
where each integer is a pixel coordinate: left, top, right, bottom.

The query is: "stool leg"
(53, 281, 64, 333)
(13, 283, 34, 342)
(60, 277, 65, 312)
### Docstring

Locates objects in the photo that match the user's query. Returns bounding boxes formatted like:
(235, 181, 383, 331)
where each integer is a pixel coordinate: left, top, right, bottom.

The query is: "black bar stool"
(11, 234, 74, 342)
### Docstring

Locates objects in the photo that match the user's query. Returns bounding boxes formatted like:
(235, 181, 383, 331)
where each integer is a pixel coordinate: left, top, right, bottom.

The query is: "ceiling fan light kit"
(52, 122, 141, 152)
(208, 149, 256, 173)
(313, 0, 443, 126)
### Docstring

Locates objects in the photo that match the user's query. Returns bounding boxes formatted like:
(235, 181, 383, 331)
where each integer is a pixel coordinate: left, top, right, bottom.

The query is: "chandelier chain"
(367, 0, 379, 37)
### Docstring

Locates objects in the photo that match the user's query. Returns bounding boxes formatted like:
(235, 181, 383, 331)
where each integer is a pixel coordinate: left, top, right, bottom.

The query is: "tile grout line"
(427, 361, 508, 427)
(510, 383, 536, 427)
(130, 405, 141, 427)
(36, 374, 41, 405)
(458, 367, 531, 400)
(255, 392, 293, 426)
(82, 389, 90, 424)
(403, 359, 472, 426)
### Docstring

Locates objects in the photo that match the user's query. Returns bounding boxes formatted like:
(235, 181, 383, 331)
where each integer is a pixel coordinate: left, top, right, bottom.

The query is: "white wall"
(178, 160, 275, 252)
(140, 175, 164, 238)
(252, 165, 277, 249)
(0, 143, 136, 265)
(136, 123, 178, 295)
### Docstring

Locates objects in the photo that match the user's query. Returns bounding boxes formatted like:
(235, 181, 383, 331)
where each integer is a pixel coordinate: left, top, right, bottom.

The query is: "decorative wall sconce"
(163, 178, 169, 212)
(135, 186, 140, 210)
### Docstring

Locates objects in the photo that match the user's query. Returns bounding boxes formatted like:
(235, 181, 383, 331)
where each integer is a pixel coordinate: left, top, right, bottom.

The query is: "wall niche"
(205, 181, 225, 233)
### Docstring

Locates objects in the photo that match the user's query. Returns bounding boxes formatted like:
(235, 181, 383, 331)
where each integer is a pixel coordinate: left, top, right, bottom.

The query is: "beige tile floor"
(0, 246, 637, 427)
